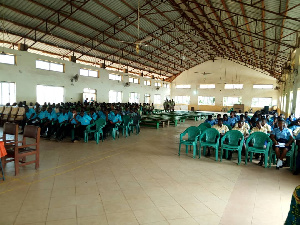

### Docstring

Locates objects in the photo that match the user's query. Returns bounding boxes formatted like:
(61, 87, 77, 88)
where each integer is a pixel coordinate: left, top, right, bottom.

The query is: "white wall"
(0, 47, 170, 106)
(171, 58, 279, 112)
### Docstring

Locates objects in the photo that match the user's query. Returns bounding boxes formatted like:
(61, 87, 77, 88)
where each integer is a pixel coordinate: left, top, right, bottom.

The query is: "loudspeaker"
(100, 63, 106, 68)
(18, 43, 28, 51)
(123, 69, 128, 73)
(69, 56, 76, 63)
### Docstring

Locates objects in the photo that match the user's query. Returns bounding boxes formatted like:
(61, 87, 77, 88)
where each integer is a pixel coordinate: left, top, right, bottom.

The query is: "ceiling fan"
(201, 72, 212, 76)
(117, 0, 152, 53)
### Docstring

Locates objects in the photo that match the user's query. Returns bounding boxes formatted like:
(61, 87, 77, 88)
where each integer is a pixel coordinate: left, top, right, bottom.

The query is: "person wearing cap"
(270, 119, 294, 170)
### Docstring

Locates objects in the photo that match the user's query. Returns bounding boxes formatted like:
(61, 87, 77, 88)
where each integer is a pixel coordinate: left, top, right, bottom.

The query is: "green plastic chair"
(202, 122, 212, 128)
(84, 122, 96, 143)
(198, 123, 209, 134)
(178, 126, 200, 159)
(95, 119, 106, 144)
(225, 124, 232, 130)
(119, 115, 132, 137)
(220, 130, 244, 165)
(245, 132, 272, 168)
(199, 128, 220, 160)
(270, 141, 296, 171)
(130, 115, 140, 134)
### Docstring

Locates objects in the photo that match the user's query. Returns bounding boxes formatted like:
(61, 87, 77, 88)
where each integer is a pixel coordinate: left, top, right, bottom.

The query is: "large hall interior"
(0, 0, 300, 225)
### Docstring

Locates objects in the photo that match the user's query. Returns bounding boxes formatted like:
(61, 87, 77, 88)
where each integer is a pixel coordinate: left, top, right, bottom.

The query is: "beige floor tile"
(103, 199, 131, 214)
(168, 217, 198, 225)
(106, 211, 138, 225)
(133, 209, 166, 224)
(15, 209, 48, 224)
(0, 121, 298, 225)
(193, 214, 221, 225)
(127, 197, 156, 210)
(47, 205, 76, 221)
(49, 195, 76, 208)
(77, 215, 108, 225)
(0, 211, 18, 225)
(46, 218, 77, 225)
(181, 202, 214, 217)
(158, 205, 190, 220)
(76, 193, 101, 205)
(51, 187, 75, 197)
(77, 203, 105, 218)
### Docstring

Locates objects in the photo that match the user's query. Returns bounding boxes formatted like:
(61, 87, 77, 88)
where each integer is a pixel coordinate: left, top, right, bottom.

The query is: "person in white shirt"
(261, 118, 272, 133)
(208, 119, 229, 157)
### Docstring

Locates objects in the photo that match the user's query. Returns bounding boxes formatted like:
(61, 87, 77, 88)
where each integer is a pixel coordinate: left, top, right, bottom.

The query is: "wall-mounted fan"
(156, 87, 160, 91)
(124, 82, 130, 87)
(70, 74, 79, 86)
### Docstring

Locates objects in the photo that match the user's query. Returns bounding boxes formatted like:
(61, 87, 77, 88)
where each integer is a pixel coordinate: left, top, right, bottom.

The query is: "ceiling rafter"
(220, 0, 249, 63)
(272, 0, 290, 74)
(2, 5, 178, 77)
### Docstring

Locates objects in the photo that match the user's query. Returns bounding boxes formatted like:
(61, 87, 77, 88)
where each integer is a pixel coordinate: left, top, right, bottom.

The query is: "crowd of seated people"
(5, 101, 147, 142)
(205, 110, 300, 172)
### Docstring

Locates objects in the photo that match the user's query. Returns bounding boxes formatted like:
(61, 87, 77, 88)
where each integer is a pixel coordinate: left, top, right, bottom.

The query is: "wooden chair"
(14, 107, 25, 123)
(0, 106, 4, 116)
(4, 124, 40, 175)
(8, 107, 19, 122)
(1, 106, 12, 124)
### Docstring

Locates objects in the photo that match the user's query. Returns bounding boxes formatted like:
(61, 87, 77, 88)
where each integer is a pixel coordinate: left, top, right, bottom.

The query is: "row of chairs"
(178, 125, 296, 170)
(0, 122, 40, 179)
(0, 106, 25, 124)
(83, 115, 140, 143)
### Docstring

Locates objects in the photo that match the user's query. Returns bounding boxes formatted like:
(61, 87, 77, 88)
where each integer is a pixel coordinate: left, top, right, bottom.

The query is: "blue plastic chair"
(178, 126, 200, 158)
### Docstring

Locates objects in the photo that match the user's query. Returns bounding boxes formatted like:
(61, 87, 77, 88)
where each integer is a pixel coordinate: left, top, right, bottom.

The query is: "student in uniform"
(223, 114, 230, 126)
(228, 111, 238, 127)
(244, 111, 251, 123)
(215, 114, 221, 124)
(261, 118, 272, 133)
(69, 109, 81, 142)
(44, 107, 58, 138)
(204, 115, 215, 126)
(55, 108, 69, 141)
(77, 110, 92, 138)
(231, 120, 249, 159)
(250, 120, 268, 134)
(270, 119, 294, 170)
(103, 109, 122, 138)
(21, 106, 37, 132)
(207, 118, 229, 157)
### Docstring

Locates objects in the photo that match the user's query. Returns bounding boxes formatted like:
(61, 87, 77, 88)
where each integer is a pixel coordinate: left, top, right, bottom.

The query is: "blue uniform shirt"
(38, 111, 47, 120)
(98, 111, 106, 120)
(204, 119, 215, 126)
(70, 115, 80, 125)
(91, 112, 98, 121)
(26, 110, 36, 119)
(223, 119, 230, 126)
(271, 128, 292, 141)
(57, 113, 68, 123)
(78, 115, 92, 125)
(46, 111, 57, 121)
(68, 111, 73, 120)
(228, 117, 238, 127)
(109, 113, 122, 123)
(108, 111, 115, 121)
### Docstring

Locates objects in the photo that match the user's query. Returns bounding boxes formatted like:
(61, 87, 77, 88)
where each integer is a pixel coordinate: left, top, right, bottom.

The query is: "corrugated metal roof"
(1, 0, 299, 80)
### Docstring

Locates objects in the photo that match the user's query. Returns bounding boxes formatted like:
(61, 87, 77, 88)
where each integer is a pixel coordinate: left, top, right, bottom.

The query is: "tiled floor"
(0, 120, 298, 225)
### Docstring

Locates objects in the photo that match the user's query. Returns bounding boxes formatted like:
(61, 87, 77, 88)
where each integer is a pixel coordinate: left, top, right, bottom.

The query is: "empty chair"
(245, 132, 272, 168)
(199, 128, 220, 160)
(220, 130, 244, 165)
(5, 125, 41, 175)
(119, 115, 132, 137)
(14, 107, 26, 123)
(95, 119, 106, 143)
(8, 107, 19, 122)
(178, 126, 200, 158)
(1, 106, 12, 124)
(198, 123, 209, 134)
